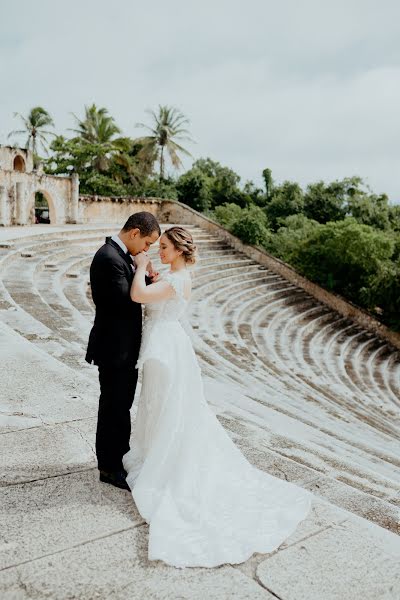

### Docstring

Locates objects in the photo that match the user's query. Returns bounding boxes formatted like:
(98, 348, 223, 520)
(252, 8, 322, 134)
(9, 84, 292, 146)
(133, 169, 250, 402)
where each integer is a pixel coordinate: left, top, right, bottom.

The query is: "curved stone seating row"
(191, 258, 400, 460)
(1, 224, 398, 416)
(182, 262, 400, 502)
(193, 260, 399, 417)
(191, 272, 400, 478)
(0, 223, 399, 516)
(0, 225, 217, 371)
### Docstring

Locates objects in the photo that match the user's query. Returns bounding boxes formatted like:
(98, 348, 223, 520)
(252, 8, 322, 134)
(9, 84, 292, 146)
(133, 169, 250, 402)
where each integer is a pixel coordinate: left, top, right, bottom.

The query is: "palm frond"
(135, 104, 194, 178)
(7, 129, 26, 138)
(166, 145, 183, 169)
(167, 140, 193, 158)
(8, 107, 54, 157)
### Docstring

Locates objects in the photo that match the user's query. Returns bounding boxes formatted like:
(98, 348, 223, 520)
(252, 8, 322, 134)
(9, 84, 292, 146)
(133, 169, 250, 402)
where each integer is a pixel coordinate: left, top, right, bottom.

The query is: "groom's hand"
(147, 260, 160, 283)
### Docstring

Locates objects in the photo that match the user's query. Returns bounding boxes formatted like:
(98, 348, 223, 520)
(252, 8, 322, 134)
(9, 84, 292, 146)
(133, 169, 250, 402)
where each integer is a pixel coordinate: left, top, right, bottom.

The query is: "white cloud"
(1, 0, 399, 200)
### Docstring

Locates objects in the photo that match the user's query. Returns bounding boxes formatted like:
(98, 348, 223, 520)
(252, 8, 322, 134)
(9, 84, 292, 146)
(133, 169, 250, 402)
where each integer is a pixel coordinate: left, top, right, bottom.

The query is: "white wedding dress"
(122, 269, 312, 568)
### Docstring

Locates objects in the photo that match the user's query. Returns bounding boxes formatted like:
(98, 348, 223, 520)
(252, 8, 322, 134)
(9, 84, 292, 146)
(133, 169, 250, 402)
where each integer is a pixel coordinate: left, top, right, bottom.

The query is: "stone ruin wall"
(0, 170, 75, 225)
(78, 195, 160, 223)
(0, 146, 79, 226)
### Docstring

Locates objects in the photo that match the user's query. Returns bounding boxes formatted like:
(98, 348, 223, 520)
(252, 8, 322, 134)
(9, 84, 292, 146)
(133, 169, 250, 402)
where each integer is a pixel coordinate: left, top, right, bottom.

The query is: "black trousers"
(96, 363, 138, 472)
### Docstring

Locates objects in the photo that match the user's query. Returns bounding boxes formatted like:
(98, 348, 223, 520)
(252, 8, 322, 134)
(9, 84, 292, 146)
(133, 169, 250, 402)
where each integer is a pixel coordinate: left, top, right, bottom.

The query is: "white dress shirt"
(111, 234, 128, 254)
(111, 234, 136, 272)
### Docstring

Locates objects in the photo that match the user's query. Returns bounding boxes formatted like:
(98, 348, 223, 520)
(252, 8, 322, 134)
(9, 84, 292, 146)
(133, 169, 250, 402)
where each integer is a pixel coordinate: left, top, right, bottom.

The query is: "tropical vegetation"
(7, 104, 400, 331)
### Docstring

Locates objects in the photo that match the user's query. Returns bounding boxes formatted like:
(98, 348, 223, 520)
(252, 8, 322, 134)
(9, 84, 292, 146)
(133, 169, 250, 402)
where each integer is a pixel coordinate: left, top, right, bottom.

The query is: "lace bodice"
(143, 269, 191, 324)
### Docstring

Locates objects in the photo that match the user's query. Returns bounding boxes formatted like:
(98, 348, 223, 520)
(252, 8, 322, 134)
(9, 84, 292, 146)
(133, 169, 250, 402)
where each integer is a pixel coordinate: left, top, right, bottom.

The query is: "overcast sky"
(1, 0, 399, 202)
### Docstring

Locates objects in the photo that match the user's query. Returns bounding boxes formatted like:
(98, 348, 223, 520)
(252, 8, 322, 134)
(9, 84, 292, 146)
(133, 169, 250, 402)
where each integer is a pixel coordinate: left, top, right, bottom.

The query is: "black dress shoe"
(99, 469, 130, 491)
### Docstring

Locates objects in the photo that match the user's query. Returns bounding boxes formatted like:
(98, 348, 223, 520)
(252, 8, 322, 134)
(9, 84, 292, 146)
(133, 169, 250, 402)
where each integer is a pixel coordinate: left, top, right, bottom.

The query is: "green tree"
(389, 205, 400, 232)
(231, 205, 270, 245)
(369, 260, 400, 330)
(303, 179, 352, 223)
(242, 180, 265, 206)
(193, 158, 249, 208)
(262, 168, 274, 200)
(107, 137, 156, 187)
(266, 181, 304, 229)
(70, 104, 122, 172)
(46, 135, 107, 174)
(138, 176, 178, 199)
(264, 214, 321, 262)
(81, 173, 130, 197)
(45, 136, 132, 196)
(176, 168, 211, 211)
(213, 203, 244, 229)
(292, 219, 395, 304)
(136, 105, 193, 180)
(8, 106, 55, 163)
(45, 124, 157, 196)
(347, 192, 391, 230)
(71, 104, 121, 143)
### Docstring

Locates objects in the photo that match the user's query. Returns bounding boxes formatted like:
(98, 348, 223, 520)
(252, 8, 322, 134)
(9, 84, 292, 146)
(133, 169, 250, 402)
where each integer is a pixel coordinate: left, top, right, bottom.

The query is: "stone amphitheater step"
(200, 292, 400, 448)
(191, 258, 396, 408)
(3, 227, 396, 424)
(191, 310, 396, 464)
(1, 223, 399, 535)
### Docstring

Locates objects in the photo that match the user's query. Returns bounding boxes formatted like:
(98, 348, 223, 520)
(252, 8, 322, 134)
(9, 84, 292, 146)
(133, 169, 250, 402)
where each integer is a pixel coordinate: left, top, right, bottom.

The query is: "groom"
(86, 212, 161, 490)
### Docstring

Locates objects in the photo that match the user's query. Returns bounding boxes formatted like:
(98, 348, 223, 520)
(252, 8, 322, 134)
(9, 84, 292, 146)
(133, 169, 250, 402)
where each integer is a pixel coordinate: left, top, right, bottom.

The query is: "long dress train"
(122, 269, 312, 568)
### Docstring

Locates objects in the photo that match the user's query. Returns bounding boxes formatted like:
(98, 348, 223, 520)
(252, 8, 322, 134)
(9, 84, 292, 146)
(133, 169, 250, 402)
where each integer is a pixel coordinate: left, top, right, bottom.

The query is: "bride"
(122, 226, 312, 569)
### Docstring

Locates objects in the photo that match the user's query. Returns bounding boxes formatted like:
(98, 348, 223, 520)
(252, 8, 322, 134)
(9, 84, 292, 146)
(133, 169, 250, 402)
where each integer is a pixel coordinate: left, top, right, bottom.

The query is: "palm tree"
(109, 137, 156, 185)
(70, 103, 121, 144)
(8, 106, 55, 162)
(70, 104, 122, 172)
(136, 105, 193, 180)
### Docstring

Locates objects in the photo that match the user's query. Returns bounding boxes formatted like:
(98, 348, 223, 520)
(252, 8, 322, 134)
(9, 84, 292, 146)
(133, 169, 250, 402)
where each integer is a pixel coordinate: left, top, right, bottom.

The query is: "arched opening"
(34, 191, 51, 224)
(13, 155, 26, 172)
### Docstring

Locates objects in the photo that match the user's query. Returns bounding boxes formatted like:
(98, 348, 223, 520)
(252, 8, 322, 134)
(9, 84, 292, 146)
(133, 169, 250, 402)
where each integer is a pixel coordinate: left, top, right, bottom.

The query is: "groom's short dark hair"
(122, 212, 161, 237)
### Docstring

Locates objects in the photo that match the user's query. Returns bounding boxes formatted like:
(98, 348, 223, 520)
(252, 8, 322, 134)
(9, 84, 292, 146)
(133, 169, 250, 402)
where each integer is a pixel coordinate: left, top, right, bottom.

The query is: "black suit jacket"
(85, 237, 145, 368)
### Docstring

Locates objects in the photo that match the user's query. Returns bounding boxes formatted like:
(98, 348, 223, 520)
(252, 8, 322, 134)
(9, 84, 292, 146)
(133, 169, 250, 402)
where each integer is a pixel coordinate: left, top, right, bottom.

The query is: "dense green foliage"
(8, 104, 400, 331)
(210, 186, 400, 331)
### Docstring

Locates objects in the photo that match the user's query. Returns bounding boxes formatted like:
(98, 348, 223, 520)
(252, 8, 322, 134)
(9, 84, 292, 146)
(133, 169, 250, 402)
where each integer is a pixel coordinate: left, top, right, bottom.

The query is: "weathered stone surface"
(0, 321, 97, 433)
(0, 422, 95, 485)
(302, 476, 400, 533)
(0, 527, 274, 600)
(232, 499, 350, 582)
(0, 469, 143, 571)
(256, 517, 400, 600)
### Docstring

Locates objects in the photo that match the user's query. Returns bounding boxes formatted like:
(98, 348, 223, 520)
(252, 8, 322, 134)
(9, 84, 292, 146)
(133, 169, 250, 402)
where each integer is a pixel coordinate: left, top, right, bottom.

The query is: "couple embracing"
(86, 212, 312, 569)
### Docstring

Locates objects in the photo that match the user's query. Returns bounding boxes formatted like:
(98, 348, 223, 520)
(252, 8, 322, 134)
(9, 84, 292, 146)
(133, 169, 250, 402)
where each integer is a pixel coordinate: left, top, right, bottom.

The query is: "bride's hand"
(135, 252, 150, 269)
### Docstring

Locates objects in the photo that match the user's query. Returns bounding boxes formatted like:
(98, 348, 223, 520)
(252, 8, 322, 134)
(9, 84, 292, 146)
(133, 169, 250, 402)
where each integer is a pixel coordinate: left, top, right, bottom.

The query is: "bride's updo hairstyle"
(163, 226, 197, 265)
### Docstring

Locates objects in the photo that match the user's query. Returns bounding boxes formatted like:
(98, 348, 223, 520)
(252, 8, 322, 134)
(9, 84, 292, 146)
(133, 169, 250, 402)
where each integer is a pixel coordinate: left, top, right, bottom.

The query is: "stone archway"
(34, 191, 51, 224)
(34, 189, 57, 224)
(13, 155, 26, 172)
